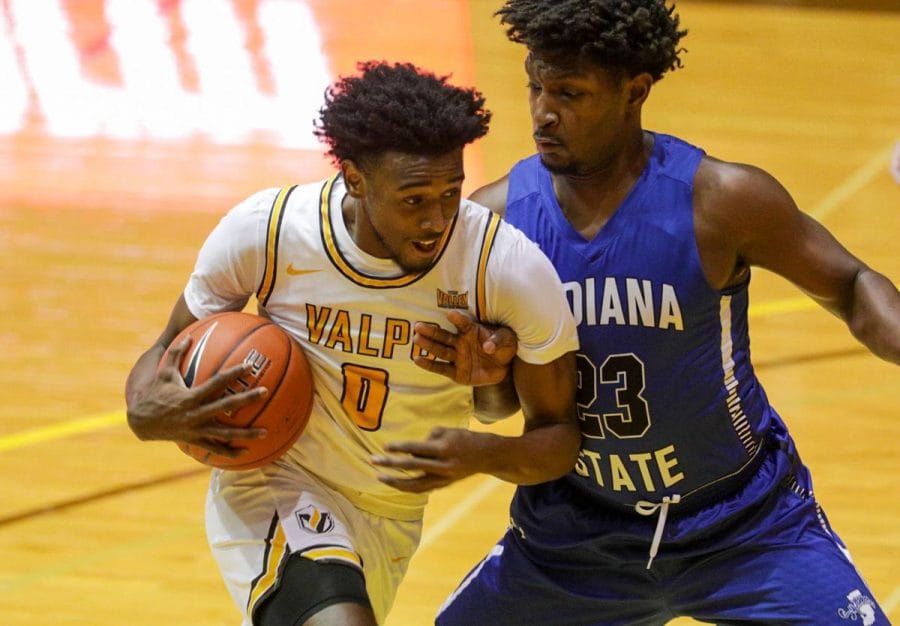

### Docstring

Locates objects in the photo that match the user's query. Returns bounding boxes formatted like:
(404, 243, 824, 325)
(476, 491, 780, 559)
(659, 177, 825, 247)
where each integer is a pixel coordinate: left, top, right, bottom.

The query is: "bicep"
(704, 163, 865, 311)
(513, 352, 577, 430)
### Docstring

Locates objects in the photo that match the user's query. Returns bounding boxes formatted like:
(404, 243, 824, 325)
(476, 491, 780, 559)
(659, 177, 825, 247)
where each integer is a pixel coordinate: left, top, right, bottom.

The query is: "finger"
(163, 336, 192, 368)
(412, 334, 456, 362)
(376, 473, 451, 493)
(191, 363, 257, 399)
(445, 310, 475, 334)
(413, 322, 459, 348)
(190, 437, 247, 458)
(193, 386, 268, 420)
(381, 440, 442, 458)
(371, 454, 447, 473)
(486, 327, 516, 349)
(202, 425, 268, 441)
(412, 356, 457, 379)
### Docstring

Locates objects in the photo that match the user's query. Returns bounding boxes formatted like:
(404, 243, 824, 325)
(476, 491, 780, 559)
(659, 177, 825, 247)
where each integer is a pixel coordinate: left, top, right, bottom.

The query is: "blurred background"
(0, 1, 897, 624)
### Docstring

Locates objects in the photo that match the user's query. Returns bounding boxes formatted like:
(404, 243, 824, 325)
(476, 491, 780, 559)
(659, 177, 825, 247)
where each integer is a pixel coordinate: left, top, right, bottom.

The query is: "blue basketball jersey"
(436, 133, 888, 625)
(505, 133, 788, 524)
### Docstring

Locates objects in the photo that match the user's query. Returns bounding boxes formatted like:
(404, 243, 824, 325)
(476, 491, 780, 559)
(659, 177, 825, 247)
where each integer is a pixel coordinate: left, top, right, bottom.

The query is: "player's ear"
(626, 72, 653, 109)
(341, 160, 366, 198)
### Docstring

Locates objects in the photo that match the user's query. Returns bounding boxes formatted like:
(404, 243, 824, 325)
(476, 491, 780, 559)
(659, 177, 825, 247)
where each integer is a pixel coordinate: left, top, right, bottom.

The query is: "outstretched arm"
(696, 159, 900, 364)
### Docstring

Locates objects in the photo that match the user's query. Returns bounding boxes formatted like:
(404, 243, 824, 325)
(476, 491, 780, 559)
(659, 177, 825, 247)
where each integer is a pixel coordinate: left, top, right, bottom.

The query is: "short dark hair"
(497, 0, 687, 81)
(315, 61, 491, 167)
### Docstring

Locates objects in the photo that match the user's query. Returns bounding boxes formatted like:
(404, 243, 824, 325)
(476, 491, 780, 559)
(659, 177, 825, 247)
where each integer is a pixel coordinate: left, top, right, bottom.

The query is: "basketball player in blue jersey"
(124, 62, 582, 626)
(411, 1, 900, 624)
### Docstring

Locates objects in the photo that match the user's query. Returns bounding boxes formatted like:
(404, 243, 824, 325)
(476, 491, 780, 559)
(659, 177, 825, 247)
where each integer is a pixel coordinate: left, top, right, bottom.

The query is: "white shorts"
(205, 461, 422, 625)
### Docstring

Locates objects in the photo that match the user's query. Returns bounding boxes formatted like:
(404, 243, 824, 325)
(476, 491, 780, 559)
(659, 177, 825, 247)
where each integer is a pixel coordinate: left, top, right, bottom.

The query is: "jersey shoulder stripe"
(257, 184, 297, 305)
(475, 212, 502, 322)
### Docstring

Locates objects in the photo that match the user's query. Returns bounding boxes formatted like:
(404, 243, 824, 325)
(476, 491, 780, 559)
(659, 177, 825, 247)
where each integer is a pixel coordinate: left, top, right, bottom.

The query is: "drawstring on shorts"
(635, 494, 681, 569)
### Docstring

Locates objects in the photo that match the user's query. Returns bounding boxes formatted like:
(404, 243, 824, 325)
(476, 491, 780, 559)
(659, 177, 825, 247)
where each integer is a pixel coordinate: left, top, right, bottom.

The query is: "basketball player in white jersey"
(124, 61, 581, 626)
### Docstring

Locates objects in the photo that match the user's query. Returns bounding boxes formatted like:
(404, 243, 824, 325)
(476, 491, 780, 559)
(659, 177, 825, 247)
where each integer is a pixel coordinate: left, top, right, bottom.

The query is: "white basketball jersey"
(184, 174, 578, 520)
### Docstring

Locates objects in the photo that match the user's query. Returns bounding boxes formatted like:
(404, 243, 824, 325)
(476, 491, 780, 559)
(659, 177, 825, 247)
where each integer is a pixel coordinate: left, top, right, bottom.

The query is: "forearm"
(478, 421, 581, 485)
(472, 372, 521, 423)
(124, 343, 171, 439)
(844, 268, 900, 364)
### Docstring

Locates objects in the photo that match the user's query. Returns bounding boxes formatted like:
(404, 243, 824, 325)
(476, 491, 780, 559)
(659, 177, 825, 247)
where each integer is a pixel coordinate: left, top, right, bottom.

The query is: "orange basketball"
(162, 311, 314, 470)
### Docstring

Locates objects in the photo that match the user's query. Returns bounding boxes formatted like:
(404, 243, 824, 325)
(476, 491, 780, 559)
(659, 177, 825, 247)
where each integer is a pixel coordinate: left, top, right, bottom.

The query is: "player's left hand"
(372, 427, 494, 493)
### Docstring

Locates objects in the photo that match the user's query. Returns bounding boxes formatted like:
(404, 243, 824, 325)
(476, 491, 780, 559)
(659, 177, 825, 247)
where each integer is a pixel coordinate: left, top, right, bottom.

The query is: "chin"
(539, 154, 578, 176)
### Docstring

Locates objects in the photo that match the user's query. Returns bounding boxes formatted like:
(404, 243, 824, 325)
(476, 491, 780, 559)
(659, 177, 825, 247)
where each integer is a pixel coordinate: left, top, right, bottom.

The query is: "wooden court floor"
(0, 1, 897, 624)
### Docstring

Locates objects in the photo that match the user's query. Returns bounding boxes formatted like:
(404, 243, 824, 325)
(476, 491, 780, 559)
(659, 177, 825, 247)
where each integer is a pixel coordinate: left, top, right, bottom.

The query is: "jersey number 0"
(340, 363, 390, 431)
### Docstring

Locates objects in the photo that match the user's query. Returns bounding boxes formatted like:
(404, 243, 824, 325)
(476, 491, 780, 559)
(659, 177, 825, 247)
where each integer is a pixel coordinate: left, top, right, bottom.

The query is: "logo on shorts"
(838, 589, 876, 625)
(295, 505, 335, 534)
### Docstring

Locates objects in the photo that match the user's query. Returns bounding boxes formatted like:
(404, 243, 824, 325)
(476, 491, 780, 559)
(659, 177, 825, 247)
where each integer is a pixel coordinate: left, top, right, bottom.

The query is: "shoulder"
(693, 155, 806, 286)
(468, 175, 510, 216)
(695, 156, 795, 216)
(223, 187, 283, 223)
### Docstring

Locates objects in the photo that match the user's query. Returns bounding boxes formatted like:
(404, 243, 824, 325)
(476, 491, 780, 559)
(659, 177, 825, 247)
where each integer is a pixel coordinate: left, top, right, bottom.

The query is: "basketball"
(162, 311, 315, 470)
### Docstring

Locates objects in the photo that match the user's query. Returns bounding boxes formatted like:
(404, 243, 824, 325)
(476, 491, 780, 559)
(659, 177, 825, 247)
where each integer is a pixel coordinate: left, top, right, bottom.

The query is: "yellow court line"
(0, 295, 821, 455)
(748, 296, 816, 318)
(0, 410, 125, 452)
(0, 296, 823, 454)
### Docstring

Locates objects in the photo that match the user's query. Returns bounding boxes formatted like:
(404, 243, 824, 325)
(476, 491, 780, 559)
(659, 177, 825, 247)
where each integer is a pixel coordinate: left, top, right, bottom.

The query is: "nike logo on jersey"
(286, 263, 323, 276)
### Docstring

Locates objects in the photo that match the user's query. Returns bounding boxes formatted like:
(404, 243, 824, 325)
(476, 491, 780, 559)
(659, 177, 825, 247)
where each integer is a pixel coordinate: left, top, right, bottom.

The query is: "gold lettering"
(357, 314, 378, 357)
(306, 304, 331, 344)
(658, 284, 684, 330)
(324, 309, 353, 352)
(655, 445, 684, 487)
(628, 452, 656, 491)
(609, 454, 637, 492)
(383, 318, 410, 359)
(581, 449, 604, 486)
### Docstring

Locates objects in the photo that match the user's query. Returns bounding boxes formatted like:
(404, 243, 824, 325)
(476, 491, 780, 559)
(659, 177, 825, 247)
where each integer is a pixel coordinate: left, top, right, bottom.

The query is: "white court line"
(809, 144, 894, 221)
(418, 477, 503, 551)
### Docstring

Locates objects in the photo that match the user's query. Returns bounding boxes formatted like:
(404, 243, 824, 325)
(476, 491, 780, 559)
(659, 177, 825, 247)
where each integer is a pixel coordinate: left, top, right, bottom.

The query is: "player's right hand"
(126, 337, 268, 455)
(412, 310, 517, 386)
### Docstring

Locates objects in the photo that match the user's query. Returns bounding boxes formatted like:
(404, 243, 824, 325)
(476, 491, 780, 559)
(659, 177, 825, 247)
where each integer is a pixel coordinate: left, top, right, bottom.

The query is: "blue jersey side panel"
(505, 134, 786, 525)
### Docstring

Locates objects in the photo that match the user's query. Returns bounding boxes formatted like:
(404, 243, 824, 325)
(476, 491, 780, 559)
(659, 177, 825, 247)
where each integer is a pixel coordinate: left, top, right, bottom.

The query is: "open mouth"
(412, 239, 438, 254)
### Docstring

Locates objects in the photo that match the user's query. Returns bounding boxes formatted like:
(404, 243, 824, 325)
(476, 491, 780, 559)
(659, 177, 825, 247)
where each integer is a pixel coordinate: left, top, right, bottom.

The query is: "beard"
(539, 154, 580, 176)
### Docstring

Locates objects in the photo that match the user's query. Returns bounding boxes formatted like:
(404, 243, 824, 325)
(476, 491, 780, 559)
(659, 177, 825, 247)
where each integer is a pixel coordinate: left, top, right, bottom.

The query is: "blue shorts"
(436, 449, 887, 625)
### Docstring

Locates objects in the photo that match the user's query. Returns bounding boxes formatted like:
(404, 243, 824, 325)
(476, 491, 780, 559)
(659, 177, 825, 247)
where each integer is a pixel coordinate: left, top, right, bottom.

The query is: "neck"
(552, 130, 653, 238)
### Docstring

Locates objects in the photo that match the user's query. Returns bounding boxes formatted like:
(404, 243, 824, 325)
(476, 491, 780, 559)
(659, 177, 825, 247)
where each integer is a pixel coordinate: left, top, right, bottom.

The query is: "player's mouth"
(412, 239, 439, 255)
(535, 135, 563, 153)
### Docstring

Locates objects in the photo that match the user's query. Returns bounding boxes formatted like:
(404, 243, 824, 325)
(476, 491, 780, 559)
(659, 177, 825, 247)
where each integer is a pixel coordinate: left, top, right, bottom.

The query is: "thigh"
(205, 464, 421, 625)
(436, 530, 671, 626)
(672, 490, 887, 625)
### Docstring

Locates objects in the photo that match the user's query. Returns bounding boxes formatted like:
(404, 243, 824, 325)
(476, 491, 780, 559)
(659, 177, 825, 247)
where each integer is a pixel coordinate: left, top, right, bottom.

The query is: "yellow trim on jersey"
(256, 185, 296, 306)
(302, 546, 363, 569)
(475, 212, 502, 322)
(319, 173, 456, 288)
(247, 517, 290, 615)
